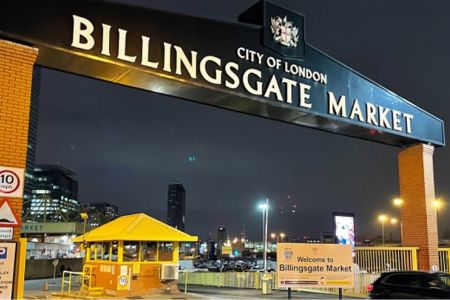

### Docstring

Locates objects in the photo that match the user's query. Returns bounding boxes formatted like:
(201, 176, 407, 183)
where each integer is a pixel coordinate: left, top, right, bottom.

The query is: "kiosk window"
(102, 242, 110, 260)
(158, 242, 173, 261)
(123, 241, 139, 261)
(111, 241, 118, 262)
(141, 242, 157, 261)
(96, 243, 103, 260)
(89, 243, 95, 260)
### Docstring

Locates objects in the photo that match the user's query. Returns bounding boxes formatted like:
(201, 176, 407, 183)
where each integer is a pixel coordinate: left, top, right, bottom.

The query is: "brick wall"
(398, 144, 439, 270)
(0, 39, 38, 298)
(0, 40, 37, 238)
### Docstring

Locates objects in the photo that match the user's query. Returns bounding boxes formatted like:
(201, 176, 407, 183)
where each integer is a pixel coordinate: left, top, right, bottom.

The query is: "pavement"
(24, 278, 63, 299)
(180, 286, 362, 299)
(24, 278, 205, 299)
(24, 279, 362, 299)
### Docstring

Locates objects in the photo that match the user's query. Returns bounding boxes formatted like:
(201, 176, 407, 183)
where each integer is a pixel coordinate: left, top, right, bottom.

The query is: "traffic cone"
(42, 280, 48, 291)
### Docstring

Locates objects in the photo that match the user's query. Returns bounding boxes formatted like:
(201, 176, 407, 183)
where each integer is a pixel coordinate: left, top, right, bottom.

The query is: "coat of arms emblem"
(283, 248, 293, 260)
(270, 16, 300, 48)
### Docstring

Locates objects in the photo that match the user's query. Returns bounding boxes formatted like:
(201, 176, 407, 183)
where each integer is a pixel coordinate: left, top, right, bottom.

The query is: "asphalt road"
(25, 278, 64, 292)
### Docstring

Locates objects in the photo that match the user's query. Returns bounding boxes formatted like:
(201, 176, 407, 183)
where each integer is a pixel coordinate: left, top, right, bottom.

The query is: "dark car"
(368, 271, 450, 299)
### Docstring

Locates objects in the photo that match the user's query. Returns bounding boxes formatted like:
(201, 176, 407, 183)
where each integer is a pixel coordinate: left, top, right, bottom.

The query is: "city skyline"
(33, 0, 450, 240)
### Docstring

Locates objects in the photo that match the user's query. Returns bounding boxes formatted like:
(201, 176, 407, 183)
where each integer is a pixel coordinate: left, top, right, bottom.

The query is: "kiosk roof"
(73, 213, 198, 242)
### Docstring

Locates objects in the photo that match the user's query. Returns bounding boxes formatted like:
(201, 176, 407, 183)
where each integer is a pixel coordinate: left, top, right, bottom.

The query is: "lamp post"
(433, 198, 443, 215)
(80, 212, 89, 235)
(271, 233, 278, 243)
(392, 198, 404, 243)
(393, 198, 403, 207)
(280, 232, 285, 243)
(378, 214, 387, 246)
(80, 212, 89, 261)
(258, 198, 269, 273)
(390, 218, 398, 242)
(433, 198, 444, 240)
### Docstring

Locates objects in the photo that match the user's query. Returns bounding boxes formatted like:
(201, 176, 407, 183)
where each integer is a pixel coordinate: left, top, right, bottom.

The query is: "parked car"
(368, 271, 450, 299)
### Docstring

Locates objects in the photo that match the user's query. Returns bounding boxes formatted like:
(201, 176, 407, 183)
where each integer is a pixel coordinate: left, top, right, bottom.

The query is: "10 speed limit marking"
(0, 167, 24, 198)
(0, 170, 20, 194)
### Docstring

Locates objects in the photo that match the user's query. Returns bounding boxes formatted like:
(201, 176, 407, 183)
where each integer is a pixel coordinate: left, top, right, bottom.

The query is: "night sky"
(35, 0, 450, 241)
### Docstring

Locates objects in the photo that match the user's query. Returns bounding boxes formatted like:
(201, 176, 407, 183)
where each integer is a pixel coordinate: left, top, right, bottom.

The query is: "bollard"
(42, 280, 49, 291)
(261, 273, 272, 295)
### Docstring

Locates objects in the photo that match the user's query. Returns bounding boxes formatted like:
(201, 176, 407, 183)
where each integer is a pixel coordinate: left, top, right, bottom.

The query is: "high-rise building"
(216, 226, 227, 245)
(23, 66, 41, 214)
(216, 226, 227, 258)
(166, 182, 186, 231)
(85, 202, 119, 227)
(24, 164, 79, 222)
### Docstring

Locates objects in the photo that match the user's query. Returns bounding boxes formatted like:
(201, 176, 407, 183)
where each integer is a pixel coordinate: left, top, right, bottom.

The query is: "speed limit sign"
(0, 166, 24, 198)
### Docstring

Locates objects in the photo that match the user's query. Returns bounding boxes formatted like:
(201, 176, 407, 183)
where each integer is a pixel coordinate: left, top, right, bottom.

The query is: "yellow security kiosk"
(72, 213, 197, 297)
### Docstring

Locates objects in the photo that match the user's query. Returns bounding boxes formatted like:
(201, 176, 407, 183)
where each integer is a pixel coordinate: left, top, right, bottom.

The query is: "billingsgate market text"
(71, 15, 414, 134)
(279, 256, 352, 274)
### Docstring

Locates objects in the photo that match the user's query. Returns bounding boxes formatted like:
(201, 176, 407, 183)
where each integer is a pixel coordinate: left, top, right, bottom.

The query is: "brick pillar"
(0, 39, 38, 297)
(398, 144, 439, 271)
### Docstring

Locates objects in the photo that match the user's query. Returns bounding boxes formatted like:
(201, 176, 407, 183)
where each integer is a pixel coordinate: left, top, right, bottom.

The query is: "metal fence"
(355, 247, 450, 273)
(178, 271, 379, 297)
(179, 271, 263, 289)
(178, 247, 450, 297)
(439, 248, 450, 273)
(60, 271, 83, 294)
(355, 247, 418, 273)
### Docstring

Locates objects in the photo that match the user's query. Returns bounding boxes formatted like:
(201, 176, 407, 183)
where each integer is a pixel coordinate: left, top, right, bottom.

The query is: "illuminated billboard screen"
(333, 213, 355, 247)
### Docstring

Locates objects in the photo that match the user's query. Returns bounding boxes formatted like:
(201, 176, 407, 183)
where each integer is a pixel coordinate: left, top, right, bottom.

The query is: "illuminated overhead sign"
(333, 212, 355, 248)
(0, 0, 444, 147)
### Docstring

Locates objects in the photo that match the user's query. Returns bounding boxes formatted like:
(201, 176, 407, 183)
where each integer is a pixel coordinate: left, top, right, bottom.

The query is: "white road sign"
(0, 166, 24, 198)
(0, 228, 13, 240)
(0, 199, 20, 227)
(0, 242, 16, 299)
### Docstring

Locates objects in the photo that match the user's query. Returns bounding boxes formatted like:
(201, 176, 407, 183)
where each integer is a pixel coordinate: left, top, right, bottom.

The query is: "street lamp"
(392, 198, 404, 243)
(390, 218, 399, 242)
(270, 233, 277, 242)
(80, 212, 88, 235)
(280, 233, 285, 243)
(433, 198, 443, 210)
(258, 198, 269, 273)
(393, 198, 404, 207)
(378, 214, 388, 246)
(434, 198, 444, 240)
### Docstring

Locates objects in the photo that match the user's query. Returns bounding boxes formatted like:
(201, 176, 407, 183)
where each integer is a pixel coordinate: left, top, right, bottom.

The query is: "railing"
(60, 271, 83, 294)
(178, 271, 379, 297)
(179, 247, 450, 297)
(354, 247, 450, 272)
(355, 247, 418, 272)
(439, 248, 450, 272)
(179, 271, 263, 289)
(82, 265, 94, 289)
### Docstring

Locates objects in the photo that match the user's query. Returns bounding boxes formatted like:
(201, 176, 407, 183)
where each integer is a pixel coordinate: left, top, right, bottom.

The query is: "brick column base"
(398, 144, 439, 271)
(0, 39, 38, 298)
